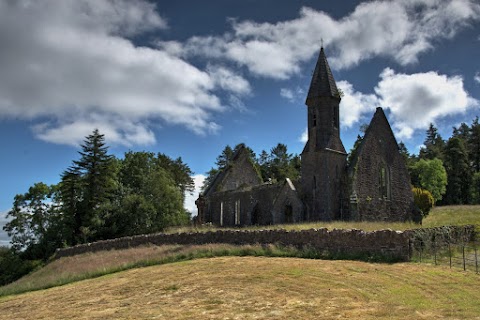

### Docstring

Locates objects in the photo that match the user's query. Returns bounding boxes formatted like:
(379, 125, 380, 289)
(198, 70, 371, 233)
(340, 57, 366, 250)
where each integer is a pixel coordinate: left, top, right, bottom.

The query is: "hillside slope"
(1, 256, 479, 319)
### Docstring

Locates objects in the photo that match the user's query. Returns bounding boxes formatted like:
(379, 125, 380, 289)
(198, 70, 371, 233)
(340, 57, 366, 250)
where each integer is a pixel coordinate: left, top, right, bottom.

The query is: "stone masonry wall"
(54, 225, 475, 262)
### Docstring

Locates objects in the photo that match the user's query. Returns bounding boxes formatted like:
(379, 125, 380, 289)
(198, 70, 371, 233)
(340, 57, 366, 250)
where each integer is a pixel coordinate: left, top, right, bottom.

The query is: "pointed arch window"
(312, 112, 317, 127)
(379, 165, 391, 200)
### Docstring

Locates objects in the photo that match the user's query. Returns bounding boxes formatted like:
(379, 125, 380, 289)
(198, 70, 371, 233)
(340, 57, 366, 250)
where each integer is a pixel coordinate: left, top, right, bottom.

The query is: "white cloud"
(375, 68, 479, 139)
(475, 72, 480, 84)
(207, 65, 251, 96)
(299, 128, 308, 144)
(280, 88, 295, 102)
(299, 69, 478, 143)
(337, 81, 379, 127)
(181, 1, 480, 77)
(280, 87, 305, 103)
(184, 174, 206, 216)
(0, 0, 254, 146)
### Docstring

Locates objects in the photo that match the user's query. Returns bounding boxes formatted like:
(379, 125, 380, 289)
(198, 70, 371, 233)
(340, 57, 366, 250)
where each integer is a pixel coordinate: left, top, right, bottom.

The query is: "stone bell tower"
(301, 47, 347, 221)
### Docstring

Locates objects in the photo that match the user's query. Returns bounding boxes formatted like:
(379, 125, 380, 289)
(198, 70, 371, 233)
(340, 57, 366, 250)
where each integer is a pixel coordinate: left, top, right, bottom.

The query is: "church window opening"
(312, 112, 317, 127)
(235, 200, 241, 225)
(313, 176, 317, 190)
(220, 202, 224, 226)
(379, 165, 391, 199)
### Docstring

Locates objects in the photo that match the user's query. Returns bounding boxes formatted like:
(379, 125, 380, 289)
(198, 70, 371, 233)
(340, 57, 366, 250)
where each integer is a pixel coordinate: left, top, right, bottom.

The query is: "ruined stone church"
(196, 47, 414, 226)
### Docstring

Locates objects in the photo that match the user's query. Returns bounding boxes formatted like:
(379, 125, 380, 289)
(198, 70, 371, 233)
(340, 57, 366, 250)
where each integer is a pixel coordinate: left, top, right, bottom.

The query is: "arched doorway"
(285, 204, 293, 223)
(251, 204, 260, 225)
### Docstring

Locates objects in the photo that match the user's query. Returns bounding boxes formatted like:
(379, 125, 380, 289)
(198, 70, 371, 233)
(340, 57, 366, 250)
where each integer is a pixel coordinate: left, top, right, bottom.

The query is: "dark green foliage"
(257, 143, 301, 182)
(60, 129, 118, 243)
(468, 117, 480, 173)
(0, 247, 41, 286)
(443, 137, 472, 205)
(409, 117, 480, 205)
(419, 123, 445, 161)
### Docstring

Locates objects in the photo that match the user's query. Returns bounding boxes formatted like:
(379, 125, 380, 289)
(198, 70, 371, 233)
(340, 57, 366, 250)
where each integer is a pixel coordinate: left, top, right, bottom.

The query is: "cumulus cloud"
(299, 70, 478, 142)
(180, 0, 480, 77)
(0, 0, 252, 146)
(184, 174, 206, 216)
(375, 68, 478, 139)
(337, 81, 379, 127)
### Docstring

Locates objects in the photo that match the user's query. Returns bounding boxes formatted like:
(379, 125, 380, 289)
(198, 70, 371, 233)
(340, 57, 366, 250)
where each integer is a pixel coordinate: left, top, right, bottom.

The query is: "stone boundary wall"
(54, 225, 476, 262)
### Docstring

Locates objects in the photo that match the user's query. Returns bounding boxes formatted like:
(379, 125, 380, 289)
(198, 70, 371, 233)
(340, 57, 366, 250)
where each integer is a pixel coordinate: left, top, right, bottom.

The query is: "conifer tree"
(68, 129, 116, 242)
(419, 123, 445, 160)
(443, 136, 471, 204)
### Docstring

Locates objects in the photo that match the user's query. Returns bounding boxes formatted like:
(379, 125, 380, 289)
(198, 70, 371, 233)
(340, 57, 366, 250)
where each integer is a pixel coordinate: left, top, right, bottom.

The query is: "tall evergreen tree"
(443, 136, 471, 204)
(419, 123, 445, 160)
(68, 129, 116, 242)
(468, 117, 480, 173)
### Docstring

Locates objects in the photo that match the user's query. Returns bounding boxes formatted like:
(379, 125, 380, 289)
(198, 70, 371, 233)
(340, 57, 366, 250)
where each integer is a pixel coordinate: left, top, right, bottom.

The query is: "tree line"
(1, 129, 193, 285)
(402, 117, 480, 206)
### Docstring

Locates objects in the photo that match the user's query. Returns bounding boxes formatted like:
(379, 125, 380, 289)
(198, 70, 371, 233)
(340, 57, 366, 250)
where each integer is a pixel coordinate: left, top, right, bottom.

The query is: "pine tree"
(69, 129, 116, 242)
(419, 123, 445, 160)
(468, 117, 480, 173)
(443, 136, 471, 204)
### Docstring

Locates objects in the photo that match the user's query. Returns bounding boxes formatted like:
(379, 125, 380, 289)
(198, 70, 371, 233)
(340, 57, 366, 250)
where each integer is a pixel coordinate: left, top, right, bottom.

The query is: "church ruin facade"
(196, 47, 414, 226)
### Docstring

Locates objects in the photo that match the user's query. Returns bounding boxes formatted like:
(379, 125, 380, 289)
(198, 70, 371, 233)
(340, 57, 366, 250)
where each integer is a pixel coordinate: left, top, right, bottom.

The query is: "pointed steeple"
(306, 47, 339, 104)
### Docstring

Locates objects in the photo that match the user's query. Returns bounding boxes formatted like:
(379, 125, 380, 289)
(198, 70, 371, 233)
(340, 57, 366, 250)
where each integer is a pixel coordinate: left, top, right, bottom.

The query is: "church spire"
(306, 47, 339, 104)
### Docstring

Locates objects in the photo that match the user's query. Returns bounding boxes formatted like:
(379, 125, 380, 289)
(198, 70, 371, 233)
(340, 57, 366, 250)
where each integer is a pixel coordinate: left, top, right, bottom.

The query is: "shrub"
(413, 187, 434, 218)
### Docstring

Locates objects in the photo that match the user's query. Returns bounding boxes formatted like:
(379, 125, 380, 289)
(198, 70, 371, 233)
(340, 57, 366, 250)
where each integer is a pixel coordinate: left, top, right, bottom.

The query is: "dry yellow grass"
(1, 256, 479, 319)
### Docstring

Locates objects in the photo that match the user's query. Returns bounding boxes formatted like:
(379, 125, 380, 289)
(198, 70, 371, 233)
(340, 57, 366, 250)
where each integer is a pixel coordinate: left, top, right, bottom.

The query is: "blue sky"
(1, 0, 479, 246)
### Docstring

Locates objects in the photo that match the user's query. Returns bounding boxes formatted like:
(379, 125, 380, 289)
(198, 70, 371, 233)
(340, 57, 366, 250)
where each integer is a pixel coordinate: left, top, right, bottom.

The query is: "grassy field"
(1, 256, 479, 319)
(422, 205, 480, 231)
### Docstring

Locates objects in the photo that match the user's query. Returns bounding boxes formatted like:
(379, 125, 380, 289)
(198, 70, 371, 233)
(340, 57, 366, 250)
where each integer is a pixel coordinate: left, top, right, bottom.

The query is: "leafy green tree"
(3, 183, 63, 258)
(156, 153, 195, 203)
(413, 158, 447, 203)
(443, 136, 472, 204)
(114, 151, 189, 235)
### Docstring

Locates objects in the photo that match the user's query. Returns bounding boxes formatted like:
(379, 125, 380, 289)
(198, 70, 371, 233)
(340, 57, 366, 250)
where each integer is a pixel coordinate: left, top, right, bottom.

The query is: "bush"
(413, 187, 434, 218)
(0, 248, 42, 286)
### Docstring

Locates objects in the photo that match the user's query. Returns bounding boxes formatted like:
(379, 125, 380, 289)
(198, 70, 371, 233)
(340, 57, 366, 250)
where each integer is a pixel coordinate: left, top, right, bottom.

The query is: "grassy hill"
(1, 256, 479, 319)
(0, 205, 479, 318)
